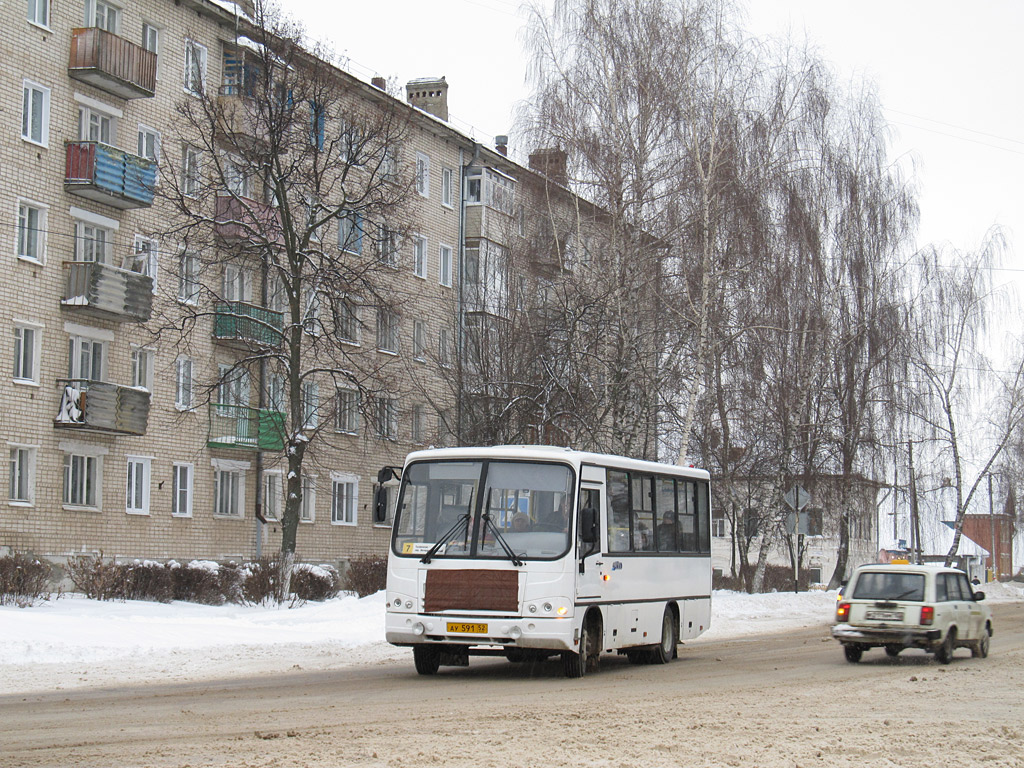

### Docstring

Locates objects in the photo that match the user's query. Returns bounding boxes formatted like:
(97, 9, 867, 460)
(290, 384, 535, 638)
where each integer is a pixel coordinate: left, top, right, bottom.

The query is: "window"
(375, 396, 397, 440)
(377, 308, 399, 353)
(67, 334, 105, 382)
(63, 452, 100, 508)
(263, 472, 281, 521)
(28, 0, 49, 27)
(465, 172, 481, 204)
(439, 244, 453, 287)
(338, 210, 363, 254)
(412, 319, 426, 361)
(74, 221, 112, 263)
(17, 201, 46, 263)
(182, 145, 201, 197)
(172, 463, 193, 517)
(300, 475, 316, 522)
(336, 388, 359, 434)
(184, 39, 208, 96)
(711, 511, 727, 538)
(129, 236, 158, 291)
(175, 357, 194, 409)
(309, 101, 325, 149)
(224, 156, 250, 198)
(9, 446, 35, 504)
(87, 0, 120, 32)
(223, 264, 249, 302)
(378, 225, 399, 268)
(302, 381, 319, 429)
(217, 364, 249, 407)
(382, 148, 398, 182)
(438, 327, 452, 367)
(441, 167, 453, 208)
(213, 466, 244, 517)
(415, 152, 430, 197)
(125, 456, 151, 515)
(303, 289, 321, 335)
(413, 235, 427, 278)
(265, 373, 285, 412)
(337, 299, 359, 344)
(142, 23, 159, 54)
(22, 80, 50, 146)
(78, 103, 114, 144)
(411, 404, 427, 444)
(331, 475, 358, 525)
(130, 346, 154, 391)
(13, 323, 41, 384)
(339, 121, 362, 165)
(178, 252, 200, 303)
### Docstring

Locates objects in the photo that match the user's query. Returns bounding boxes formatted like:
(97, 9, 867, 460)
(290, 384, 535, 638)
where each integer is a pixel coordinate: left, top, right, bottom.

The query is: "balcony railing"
(68, 27, 157, 99)
(65, 142, 156, 209)
(208, 404, 285, 451)
(214, 194, 284, 244)
(54, 380, 151, 436)
(213, 301, 283, 347)
(62, 261, 153, 322)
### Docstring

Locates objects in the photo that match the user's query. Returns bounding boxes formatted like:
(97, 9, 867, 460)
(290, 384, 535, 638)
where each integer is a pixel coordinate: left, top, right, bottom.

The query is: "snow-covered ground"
(2, 581, 1022, 694)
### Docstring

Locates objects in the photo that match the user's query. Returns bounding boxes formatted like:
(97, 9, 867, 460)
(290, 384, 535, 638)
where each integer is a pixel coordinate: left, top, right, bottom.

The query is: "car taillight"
(836, 602, 850, 622)
(920, 605, 934, 626)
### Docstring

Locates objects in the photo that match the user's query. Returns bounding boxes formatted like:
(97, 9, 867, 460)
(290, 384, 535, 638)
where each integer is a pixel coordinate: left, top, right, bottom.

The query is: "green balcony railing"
(208, 404, 285, 451)
(213, 301, 283, 347)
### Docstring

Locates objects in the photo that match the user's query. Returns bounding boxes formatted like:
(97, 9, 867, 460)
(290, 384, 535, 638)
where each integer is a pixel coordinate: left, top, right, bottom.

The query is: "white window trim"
(175, 356, 194, 410)
(137, 123, 161, 162)
(184, 38, 208, 97)
(413, 234, 427, 279)
(441, 167, 454, 209)
(439, 243, 453, 288)
(12, 319, 43, 387)
(130, 344, 155, 391)
(69, 206, 120, 232)
(125, 455, 153, 516)
(73, 92, 124, 120)
(7, 442, 38, 507)
(262, 469, 283, 521)
(211, 458, 249, 519)
(178, 250, 200, 305)
(63, 321, 115, 343)
(415, 152, 430, 198)
(335, 387, 359, 435)
(22, 79, 50, 147)
(300, 475, 317, 523)
(331, 472, 359, 526)
(28, 0, 51, 30)
(172, 461, 194, 517)
(16, 197, 48, 265)
(60, 441, 106, 511)
(131, 234, 159, 293)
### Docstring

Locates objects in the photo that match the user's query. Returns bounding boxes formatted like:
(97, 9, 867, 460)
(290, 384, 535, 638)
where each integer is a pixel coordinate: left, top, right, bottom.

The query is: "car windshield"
(392, 460, 575, 561)
(851, 571, 926, 602)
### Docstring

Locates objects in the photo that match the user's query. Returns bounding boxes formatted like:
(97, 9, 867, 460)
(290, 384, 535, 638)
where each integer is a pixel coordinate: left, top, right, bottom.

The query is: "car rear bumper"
(832, 624, 942, 648)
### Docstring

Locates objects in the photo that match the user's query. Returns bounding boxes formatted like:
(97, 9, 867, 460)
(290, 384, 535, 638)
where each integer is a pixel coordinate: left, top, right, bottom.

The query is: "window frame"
(439, 243, 453, 287)
(172, 462, 193, 517)
(262, 470, 283, 521)
(175, 356, 194, 410)
(441, 167, 454, 208)
(125, 455, 152, 515)
(22, 79, 50, 147)
(28, 0, 50, 29)
(335, 387, 359, 435)
(63, 451, 102, 510)
(415, 152, 430, 198)
(300, 474, 316, 523)
(16, 199, 47, 264)
(130, 345, 155, 391)
(178, 251, 200, 304)
(331, 473, 358, 526)
(212, 459, 247, 518)
(376, 307, 399, 354)
(8, 443, 37, 505)
(412, 319, 427, 362)
(184, 38, 208, 97)
(13, 320, 42, 386)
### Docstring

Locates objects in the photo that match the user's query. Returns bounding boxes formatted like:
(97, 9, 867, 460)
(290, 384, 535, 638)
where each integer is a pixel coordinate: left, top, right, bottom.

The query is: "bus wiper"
(420, 514, 471, 564)
(482, 512, 524, 567)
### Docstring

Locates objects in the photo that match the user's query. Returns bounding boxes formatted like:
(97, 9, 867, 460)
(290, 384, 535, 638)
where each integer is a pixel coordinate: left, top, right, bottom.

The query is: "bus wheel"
(564, 618, 598, 678)
(413, 645, 440, 675)
(650, 606, 677, 665)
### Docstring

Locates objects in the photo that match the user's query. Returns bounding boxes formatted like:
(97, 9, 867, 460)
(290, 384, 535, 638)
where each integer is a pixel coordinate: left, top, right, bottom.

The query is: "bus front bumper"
(385, 612, 577, 652)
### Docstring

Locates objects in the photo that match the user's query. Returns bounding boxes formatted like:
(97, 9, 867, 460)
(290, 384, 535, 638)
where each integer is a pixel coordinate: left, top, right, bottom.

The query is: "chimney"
(495, 135, 509, 156)
(371, 76, 386, 90)
(528, 148, 568, 186)
(405, 77, 449, 121)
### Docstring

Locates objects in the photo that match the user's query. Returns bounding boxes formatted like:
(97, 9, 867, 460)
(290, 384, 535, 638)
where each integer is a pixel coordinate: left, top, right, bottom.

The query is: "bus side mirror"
(373, 486, 388, 524)
(580, 507, 598, 544)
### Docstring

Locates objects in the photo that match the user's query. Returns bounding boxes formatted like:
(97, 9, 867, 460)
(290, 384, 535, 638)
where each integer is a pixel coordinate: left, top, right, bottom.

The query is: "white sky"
(283, 0, 1024, 283)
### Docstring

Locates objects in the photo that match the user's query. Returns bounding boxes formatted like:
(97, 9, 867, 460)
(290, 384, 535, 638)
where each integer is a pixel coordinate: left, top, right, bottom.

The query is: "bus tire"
(562, 622, 589, 678)
(413, 645, 440, 675)
(650, 605, 678, 665)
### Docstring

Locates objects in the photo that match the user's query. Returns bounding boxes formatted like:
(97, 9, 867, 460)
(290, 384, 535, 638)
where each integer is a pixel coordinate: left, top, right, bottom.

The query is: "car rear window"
(851, 571, 925, 602)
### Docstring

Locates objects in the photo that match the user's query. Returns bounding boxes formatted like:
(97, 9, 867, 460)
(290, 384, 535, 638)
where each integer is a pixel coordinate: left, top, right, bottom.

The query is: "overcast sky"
(283, 0, 1024, 284)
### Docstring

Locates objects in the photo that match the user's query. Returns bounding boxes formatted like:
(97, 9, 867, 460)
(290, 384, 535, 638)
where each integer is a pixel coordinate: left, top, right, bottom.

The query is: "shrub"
(291, 563, 341, 602)
(169, 560, 226, 605)
(712, 563, 814, 593)
(0, 553, 53, 607)
(122, 560, 174, 603)
(240, 557, 283, 605)
(343, 555, 387, 597)
(66, 553, 124, 600)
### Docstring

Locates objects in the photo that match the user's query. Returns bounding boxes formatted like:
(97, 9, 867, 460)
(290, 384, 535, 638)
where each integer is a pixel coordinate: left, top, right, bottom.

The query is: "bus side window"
(631, 474, 655, 551)
(607, 471, 630, 552)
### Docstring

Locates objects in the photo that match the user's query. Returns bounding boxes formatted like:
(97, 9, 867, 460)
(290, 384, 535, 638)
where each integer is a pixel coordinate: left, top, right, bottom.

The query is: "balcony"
(213, 301, 283, 347)
(208, 404, 285, 451)
(54, 380, 151, 436)
(68, 27, 156, 99)
(65, 142, 156, 209)
(214, 194, 283, 244)
(62, 261, 153, 322)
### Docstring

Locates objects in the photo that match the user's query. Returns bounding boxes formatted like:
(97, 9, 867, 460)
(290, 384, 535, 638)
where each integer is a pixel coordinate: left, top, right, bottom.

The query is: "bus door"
(576, 482, 608, 606)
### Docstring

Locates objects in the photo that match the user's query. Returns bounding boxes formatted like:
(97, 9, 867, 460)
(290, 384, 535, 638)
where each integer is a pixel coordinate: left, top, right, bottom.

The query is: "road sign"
(784, 485, 811, 511)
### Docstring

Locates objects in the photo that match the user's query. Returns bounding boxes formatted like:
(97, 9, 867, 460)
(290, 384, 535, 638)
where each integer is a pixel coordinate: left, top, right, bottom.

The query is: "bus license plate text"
(447, 622, 488, 634)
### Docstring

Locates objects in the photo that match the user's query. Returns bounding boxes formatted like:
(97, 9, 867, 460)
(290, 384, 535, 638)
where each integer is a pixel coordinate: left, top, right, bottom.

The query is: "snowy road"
(3, 601, 1023, 768)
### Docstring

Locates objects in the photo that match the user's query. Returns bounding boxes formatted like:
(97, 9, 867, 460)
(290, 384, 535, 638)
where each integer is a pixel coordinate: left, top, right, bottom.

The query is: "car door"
(956, 572, 983, 640)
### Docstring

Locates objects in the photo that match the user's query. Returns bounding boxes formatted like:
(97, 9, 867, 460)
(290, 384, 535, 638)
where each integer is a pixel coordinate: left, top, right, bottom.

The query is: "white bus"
(379, 446, 712, 677)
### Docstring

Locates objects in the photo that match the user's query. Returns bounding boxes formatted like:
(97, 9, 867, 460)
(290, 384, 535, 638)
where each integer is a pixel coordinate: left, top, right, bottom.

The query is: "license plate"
(866, 610, 903, 621)
(447, 622, 488, 634)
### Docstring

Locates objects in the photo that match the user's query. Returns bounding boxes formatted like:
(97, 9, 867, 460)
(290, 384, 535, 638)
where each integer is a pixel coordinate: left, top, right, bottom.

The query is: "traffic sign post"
(785, 486, 812, 594)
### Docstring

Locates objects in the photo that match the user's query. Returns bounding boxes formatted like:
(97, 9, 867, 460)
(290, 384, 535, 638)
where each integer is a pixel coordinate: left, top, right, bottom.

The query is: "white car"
(831, 563, 992, 664)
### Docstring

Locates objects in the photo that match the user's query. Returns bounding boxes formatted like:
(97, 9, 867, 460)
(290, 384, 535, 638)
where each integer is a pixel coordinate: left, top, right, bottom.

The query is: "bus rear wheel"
(413, 645, 440, 675)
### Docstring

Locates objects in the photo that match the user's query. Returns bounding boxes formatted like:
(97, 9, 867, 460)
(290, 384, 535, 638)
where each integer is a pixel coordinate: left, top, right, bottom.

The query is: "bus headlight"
(412, 622, 425, 636)
(543, 603, 552, 613)
(509, 626, 523, 639)
(528, 604, 537, 614)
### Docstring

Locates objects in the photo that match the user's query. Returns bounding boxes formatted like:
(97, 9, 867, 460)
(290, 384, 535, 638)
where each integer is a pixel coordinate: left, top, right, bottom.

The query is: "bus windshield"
(392, 460, 575, 561)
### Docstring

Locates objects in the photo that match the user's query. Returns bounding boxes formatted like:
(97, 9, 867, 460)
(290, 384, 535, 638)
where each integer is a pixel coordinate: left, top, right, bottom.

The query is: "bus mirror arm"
(579, 507, 598, 544)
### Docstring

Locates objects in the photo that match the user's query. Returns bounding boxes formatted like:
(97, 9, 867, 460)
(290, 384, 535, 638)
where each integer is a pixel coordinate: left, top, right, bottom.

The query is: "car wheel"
(563, 621, 589, 678)
(971, 628, 990, 659)
(844, 645, 863, 663)
(649, 607, 677, 665)
(935, 628, 956, 664)
(884, 645, 902, 658)
(413, 645, 441, 675)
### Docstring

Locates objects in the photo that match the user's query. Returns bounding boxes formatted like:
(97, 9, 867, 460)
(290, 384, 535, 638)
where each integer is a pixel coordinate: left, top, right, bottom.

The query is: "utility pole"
(908, 441, 922, 564)
(988, 473, 996, 581)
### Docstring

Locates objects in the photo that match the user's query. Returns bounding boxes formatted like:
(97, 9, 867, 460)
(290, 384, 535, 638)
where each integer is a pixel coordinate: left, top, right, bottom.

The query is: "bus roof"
(402, 445, 711, 480)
